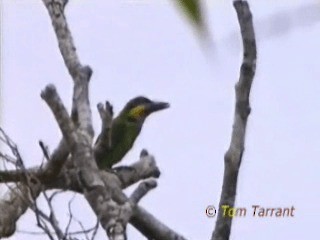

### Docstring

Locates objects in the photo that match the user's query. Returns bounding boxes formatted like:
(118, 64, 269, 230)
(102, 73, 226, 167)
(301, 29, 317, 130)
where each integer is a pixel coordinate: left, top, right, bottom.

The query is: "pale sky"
(1, 0, 320, 239)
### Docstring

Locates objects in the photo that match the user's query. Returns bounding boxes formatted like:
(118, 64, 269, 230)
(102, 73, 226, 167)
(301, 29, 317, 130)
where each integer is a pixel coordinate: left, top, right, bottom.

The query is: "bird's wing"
(108, 119, 127, 149)
(95, 117, 126, 149)
(94, 118, 127, 167)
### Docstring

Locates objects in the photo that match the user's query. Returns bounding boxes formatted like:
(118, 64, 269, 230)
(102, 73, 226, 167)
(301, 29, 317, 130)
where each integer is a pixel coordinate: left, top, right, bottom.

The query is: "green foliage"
(174, 0, 206, 34)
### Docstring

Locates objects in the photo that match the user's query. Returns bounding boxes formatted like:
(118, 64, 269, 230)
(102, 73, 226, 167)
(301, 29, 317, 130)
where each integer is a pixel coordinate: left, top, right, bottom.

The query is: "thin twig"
(43, 191, 65, 239)
(74, 218, 90, 240)
(64, 193, 76, 237)
(90, 218, 99, 240)
(39, 140, 51, 161)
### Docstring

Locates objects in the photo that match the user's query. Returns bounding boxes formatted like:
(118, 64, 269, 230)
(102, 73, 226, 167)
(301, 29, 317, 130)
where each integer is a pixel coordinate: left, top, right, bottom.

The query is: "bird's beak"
(146, 101, 170, 114)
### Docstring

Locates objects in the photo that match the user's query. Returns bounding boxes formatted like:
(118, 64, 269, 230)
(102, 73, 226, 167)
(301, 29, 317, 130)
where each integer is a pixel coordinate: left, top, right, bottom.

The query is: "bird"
(94, 96, 169, 169)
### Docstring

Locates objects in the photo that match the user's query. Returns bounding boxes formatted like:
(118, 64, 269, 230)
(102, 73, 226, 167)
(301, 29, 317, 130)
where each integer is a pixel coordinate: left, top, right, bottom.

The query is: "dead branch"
(115, 150, 161, 189)
(31, 192, 64, 240)
(40, 2, 154, 238)
(94, 101, 114, 161)
(0, 130, 69, 238)
(39, 141, 51, 161)
(41, 85, 77, 150)
(130, 206, 187, 240)
(211, 1, 257, 240)
(42, 0, 82, 79)
(129, 179, 157, 205)
(0, 1, 186, 240)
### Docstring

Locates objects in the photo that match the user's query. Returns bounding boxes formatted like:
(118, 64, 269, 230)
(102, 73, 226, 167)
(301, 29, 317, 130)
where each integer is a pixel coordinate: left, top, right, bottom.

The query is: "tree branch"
(46, 151, 183, 240)
(0, 149, 160, 190)
(0, 149, 184, 239)
(130, 206, 187, 240)
(30, 191, 65, 240)
(40, 3, 133, 238)
(1, 1, 186, 240)
(41, 84, 77, 149)
(0, 127, 71, 237)
(116, 150, 160, 189)
(212, 1, 257, 240)
(42, 0, 94, 137)
(42, 0, 81, 79)
(129, 179, 157, 205)
(94, 101, 114, 161)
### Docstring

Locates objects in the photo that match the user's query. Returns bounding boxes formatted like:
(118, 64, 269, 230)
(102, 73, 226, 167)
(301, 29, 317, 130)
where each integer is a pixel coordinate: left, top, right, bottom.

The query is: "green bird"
(95, 96, 169, 169)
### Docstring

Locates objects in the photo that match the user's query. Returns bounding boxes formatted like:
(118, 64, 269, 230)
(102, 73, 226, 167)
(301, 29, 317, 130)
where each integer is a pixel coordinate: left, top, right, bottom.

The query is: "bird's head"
(120, 96, 170, 124)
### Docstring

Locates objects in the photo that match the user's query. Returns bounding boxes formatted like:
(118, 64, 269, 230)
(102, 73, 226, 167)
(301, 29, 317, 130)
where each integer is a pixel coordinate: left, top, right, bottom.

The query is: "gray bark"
(212, 1, 257, 240)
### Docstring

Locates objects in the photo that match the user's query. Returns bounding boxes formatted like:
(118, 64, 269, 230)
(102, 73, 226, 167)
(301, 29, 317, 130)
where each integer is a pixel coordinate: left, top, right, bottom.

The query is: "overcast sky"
(2, 0, 320, 239)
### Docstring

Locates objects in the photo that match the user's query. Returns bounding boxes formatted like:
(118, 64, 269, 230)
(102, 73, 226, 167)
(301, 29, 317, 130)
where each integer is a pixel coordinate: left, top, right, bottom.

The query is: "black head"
(121, 96, 170, 122)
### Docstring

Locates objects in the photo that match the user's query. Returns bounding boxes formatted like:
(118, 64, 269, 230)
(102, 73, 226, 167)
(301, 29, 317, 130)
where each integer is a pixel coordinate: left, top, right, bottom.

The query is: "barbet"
(95, 96, 169, 169)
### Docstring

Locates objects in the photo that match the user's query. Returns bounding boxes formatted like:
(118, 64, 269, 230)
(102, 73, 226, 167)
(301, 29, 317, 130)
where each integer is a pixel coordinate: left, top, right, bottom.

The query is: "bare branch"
(94, 101, 114, 160)
(130, 179, 157, 205)
(41, 84, 77, 149)
(73, 215, 91, 240)
(1, 1, 186, 239)
(0, 148, 160, 190)
(43, 191, 65, 239)
(71, 221, 99, 239)
(90, 219, 100, 240)
(42, 0, 94, 138)
(0, 184, 34, 237)
(0, 128, 23, 168)
(73, 67, 94, 139)
(32, 199, 56, 240)
(42, 139, 70, 180)
(2, 131, 41, 204)
(0, 137, 69, 237)
(0, 126, 71, 237)
(17, 224, 98, 237)
(0, 152, 183, 240)
(0, 129, 176, 240)
(0, 134, 71, 238)
(41, 0, 81, 79)
(0, 152, 17, 166)
(39, 140, 51, 161)
(0, 169, 28, 183)
(130, 206, 187, 240)
(116, 150, 161, 189)
(51, 157, 177, 240)
(212, 1, 257, 240)
(26, 189, 65, 240)
(1, 140, 42, 239)
(64, 193, 76, 238)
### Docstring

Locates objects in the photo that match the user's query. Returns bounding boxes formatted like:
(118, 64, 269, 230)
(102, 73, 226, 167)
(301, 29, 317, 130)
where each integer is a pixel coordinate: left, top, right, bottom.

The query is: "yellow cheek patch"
(129, 105, 145, 119)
